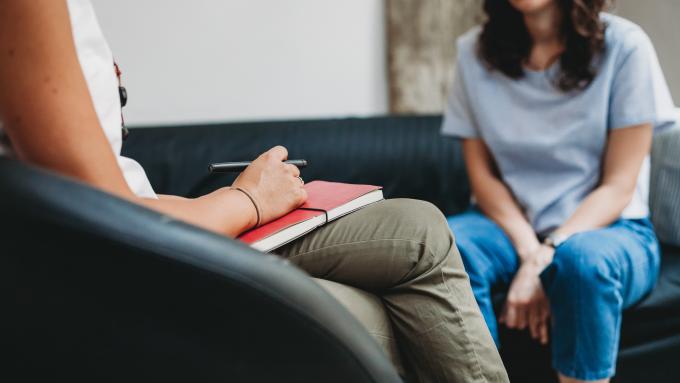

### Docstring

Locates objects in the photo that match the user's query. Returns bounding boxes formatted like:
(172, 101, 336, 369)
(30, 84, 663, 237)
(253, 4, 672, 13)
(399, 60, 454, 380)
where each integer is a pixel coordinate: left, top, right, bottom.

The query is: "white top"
(442, 14, 678, 234)
(0, 0, 157, 199)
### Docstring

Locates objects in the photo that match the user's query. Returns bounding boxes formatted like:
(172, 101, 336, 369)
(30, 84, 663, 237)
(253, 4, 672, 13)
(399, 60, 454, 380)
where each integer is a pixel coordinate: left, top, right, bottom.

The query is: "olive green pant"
(277, 199, 508, 383)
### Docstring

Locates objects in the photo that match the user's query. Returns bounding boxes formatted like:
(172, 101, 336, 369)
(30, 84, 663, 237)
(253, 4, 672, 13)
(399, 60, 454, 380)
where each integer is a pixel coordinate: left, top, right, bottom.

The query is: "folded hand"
(500, 245, 554, 345)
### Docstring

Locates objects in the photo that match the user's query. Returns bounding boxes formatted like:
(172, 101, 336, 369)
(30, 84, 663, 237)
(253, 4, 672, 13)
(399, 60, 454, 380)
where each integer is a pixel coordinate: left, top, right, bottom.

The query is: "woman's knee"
(446, 211, 508, 254)
(544, 232, 619, 294)
(447, 210, 492, 237)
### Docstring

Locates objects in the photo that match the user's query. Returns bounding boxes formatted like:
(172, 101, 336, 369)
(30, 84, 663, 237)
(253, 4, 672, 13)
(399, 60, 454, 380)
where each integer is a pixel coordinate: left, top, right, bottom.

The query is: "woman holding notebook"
(0, 1, 508, 381)
(443, 0, 677, 382)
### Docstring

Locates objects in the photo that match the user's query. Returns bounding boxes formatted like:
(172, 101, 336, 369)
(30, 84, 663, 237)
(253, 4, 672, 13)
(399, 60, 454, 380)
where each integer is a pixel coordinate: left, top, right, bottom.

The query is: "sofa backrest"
(651, 128, 680, 246)
(123, 116, 679, 246)
(123, 116, 471, 216)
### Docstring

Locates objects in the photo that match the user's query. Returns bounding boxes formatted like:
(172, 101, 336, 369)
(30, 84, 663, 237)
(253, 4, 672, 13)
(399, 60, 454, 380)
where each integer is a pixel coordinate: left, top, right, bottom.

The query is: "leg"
(540, 219, 661, 382)
(447, 210, 519, 346)
(277, 199, 509, 383)
(313, 278, 406, 377)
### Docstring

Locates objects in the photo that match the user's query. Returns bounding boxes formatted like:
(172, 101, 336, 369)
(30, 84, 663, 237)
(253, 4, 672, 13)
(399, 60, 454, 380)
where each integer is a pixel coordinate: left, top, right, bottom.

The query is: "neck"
(523, 3, 562, 45)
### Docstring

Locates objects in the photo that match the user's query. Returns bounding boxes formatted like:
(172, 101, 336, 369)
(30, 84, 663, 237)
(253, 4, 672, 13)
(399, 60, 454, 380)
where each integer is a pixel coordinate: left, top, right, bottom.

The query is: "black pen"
(209, 159, 308, 173)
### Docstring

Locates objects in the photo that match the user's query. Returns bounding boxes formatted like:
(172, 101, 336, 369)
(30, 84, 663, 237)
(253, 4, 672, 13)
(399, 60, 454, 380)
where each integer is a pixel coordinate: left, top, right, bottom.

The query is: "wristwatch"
(543, 232, 571, 248)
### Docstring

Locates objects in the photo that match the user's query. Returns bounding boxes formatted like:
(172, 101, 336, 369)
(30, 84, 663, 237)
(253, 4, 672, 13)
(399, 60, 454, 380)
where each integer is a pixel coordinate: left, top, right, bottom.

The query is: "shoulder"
(455, 25, 483, 68)
(602, 13, 654, 59)
(456, 25, 481, 57)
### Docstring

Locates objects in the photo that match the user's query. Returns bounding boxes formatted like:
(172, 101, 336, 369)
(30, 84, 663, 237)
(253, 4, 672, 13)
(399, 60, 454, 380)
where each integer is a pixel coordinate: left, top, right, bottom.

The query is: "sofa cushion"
(651, 128, 680, 247)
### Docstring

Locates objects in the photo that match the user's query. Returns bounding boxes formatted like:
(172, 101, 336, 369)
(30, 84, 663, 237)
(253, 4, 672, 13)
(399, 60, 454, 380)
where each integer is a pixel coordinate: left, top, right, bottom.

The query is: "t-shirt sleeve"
(442, 56, 480, 138)
(118, 156, 158, 199)
(608, 28, 678, 134)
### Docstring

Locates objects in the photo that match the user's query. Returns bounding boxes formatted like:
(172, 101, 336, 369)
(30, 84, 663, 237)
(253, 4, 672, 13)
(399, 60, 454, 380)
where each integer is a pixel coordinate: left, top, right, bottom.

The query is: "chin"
(509, 0, 556, 14)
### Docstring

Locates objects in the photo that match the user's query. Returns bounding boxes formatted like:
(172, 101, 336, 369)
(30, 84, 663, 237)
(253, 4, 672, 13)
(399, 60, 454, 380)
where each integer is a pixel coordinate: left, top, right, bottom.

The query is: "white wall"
(91, 1, 678, 127)
(92, 0, 388, 126)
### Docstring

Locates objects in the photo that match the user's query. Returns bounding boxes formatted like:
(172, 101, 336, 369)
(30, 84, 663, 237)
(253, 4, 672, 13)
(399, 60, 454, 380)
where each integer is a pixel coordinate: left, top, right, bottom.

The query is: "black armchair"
(0, 158, 402, 383)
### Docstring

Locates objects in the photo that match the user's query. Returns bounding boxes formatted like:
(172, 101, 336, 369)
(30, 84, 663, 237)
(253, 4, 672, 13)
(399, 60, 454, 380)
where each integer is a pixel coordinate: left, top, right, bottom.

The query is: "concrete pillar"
(386, 0, 482, 114)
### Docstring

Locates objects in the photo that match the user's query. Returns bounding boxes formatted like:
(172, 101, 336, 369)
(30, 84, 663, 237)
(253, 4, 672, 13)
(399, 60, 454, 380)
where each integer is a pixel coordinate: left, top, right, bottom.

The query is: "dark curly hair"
(478, 0, 609, 92)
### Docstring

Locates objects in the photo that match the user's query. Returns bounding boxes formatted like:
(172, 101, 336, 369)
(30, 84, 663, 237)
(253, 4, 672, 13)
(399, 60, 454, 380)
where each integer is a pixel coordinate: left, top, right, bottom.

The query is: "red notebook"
(239, 181, 384, 252)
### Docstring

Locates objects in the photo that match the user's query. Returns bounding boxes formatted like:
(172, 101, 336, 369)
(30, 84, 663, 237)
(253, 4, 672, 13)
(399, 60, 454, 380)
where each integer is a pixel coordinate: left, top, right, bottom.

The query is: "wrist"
(523, 246, 553, 269)
(224, 187, 259, 231)
(515, 240, 542, 261)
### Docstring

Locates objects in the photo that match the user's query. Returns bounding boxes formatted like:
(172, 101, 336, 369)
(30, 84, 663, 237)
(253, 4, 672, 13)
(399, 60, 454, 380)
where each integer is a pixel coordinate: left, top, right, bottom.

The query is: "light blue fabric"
(442, 14, 678, 234)
(448, 210, 660, 381)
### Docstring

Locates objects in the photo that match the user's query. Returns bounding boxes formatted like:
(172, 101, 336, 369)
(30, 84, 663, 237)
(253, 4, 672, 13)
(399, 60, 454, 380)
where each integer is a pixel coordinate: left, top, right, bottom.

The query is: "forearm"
(139, 188, 256, 237)
(474, 176, 541, 259)
(555, 183, 633, 237)
(463, 139, 540, 259)
(555, 125, 652, 237)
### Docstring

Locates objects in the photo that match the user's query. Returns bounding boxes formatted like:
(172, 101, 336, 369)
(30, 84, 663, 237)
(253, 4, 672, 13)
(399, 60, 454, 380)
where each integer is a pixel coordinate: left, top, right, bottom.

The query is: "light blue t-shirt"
(442, 13, 678, 235)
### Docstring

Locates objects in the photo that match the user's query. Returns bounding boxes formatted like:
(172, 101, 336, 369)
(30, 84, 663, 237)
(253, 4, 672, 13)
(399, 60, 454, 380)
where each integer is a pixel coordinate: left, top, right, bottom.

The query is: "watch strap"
(543, 233, 571, 248)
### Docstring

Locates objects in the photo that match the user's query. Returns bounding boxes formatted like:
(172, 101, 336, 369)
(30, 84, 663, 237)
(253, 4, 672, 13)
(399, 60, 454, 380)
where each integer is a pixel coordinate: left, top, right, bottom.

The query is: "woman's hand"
(501, 245, 554, 345)
(232, 146, 308, 226)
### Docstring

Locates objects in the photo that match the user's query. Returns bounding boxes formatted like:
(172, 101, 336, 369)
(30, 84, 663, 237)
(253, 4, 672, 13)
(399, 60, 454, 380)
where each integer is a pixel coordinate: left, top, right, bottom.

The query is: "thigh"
(544, 219, 660, 308)
(447, 210, 519, 287)
(276, 199, 453, 291)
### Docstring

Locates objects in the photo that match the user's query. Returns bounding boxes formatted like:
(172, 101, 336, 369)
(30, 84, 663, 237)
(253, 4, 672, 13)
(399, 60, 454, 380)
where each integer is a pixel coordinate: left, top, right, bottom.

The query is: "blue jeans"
(447, 210, 660, 381)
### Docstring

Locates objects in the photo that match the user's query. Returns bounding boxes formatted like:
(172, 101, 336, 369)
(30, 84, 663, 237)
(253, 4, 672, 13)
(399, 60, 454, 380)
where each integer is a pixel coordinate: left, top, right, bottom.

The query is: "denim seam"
(551, 244, 586, 379)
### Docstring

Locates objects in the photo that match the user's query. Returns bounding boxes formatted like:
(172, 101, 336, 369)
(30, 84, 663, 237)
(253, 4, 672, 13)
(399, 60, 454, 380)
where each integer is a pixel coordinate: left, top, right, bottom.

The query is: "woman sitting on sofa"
(0, 0, 509, 381)
(444, 0, 677, 382)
